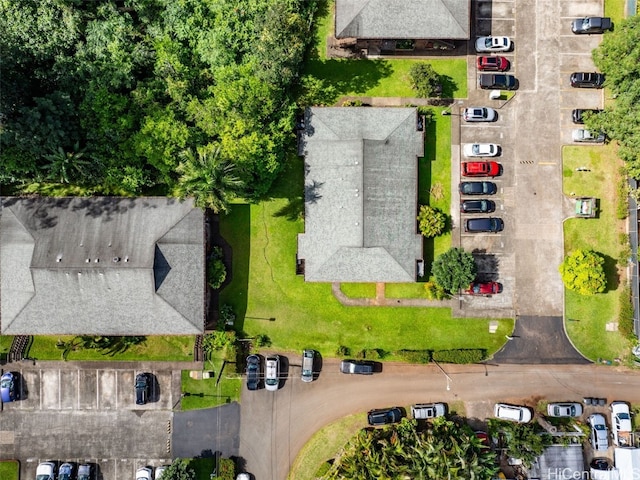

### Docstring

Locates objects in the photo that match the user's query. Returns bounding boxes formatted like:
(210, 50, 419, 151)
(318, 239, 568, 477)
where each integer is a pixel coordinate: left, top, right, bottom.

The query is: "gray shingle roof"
(335, 0, 470, 39)
(529, 445, 584, 480)
(298, 107, 424, 283)
(0, 197, 204, 335)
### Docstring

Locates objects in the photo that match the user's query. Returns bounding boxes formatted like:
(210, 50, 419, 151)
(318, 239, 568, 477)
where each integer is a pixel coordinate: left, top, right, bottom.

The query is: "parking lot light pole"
(432, 359, 453, 391)
(441, 100, 464, 116)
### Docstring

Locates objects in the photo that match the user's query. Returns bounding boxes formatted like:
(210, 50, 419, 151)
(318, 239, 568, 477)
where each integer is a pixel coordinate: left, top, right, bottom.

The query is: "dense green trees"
(417, 205, 447, 237)
(591, 15, 640, 177)
(0, 0, 318, 199)
(323, 417, 498, 480)
(432, 248, 477, 293)
(559, 249, 607, 295)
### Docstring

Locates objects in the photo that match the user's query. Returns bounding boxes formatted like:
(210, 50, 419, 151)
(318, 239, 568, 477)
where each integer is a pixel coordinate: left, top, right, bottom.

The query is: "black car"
(460, 199, 495, 214)
(570, 72, 605, 88)
(340, 359, 375, 375)
(572, 108, 602, 124)
(459, 181, 497, 196)
(478, 74, 517, 90)
(571, 17, 612, 34)
(368, 407, 403, 426)
(590, 458, 612, 471)
(246, 354, 261, 391)
(135, 372, 150, 405)
(465, 217, 504, 233)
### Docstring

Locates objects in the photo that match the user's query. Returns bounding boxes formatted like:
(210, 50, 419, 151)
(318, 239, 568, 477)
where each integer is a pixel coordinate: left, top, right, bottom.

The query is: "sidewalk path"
(331, 282, 453, 307)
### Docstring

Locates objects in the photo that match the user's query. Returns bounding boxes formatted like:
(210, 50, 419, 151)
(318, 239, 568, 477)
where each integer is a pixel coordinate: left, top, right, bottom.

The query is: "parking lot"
(455, 0, 606, 317)
(0, 367, 176, 480)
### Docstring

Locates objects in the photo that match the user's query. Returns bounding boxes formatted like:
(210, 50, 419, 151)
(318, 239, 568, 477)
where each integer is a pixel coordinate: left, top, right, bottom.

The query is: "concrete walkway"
(331, 282, 453, 307)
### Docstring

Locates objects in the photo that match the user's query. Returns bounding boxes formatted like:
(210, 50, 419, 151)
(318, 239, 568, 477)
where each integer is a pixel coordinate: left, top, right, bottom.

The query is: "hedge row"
(397, 349, 487, 364)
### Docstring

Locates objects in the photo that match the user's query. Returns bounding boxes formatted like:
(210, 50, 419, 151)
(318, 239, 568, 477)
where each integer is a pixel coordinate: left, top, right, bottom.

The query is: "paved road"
(239, 360, 640, 480)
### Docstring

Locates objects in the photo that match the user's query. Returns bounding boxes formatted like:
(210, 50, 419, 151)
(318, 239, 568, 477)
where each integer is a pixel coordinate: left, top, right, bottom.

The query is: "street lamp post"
(441, 99, 464, 116)
(432, 359, 453, 391)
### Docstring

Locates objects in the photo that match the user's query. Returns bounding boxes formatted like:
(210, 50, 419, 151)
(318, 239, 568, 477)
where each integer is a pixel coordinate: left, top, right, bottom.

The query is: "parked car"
(479, 74, 517, 90)
(466, 282, 501, 295)
(246, 354, 261, 391)
(59, 463, 74, 480)
(1, 371, 17, 402)
(78, 464, 93, 480)
(459, 181, 497, 196)
(571, 17, 612, 34)
(236, 474, 251, 480)
(477, 56, 509, 71)
(340, 359, 375, 375)
(588, 413, 609, 451)
(572, 109, 602, 124)
(463, 143, 500, 157)
(265, 355, 280, 391)
(301, 349, 315, 383)
(494, 403, 533, 423)
(475, 36, 512, 52)
(611, 401, 632, 446)
(572, 129, 605, 143)
(547, 402, 583, 418)
(368, 407, 403, 426)
(570, 72, 605, 88)
(135, 372, 150, 405)
(462, 161, 500, 177)
(460, 199, 495, 214)
(590, 458, 613, 470)
(36, 463, 56, 480)
(155, 466, 169, 480)
(411, 403, 447, 420)
(465, 218, 504, 233)
(136, 467, 153, 480)
(463, 107, 497, 122)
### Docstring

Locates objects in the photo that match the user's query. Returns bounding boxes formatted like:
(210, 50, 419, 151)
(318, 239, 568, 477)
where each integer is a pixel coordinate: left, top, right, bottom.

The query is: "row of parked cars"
(367, 402, 447, 426)
(35, 462, 96, 480)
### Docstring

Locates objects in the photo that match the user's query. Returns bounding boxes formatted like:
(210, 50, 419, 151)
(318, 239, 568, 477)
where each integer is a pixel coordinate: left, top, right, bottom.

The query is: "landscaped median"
(0, 460, 19, 480)
(562, 144, 634, 362)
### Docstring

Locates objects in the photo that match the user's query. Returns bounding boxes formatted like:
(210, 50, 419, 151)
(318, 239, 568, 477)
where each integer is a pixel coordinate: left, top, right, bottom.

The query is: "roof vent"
(94, 258, 99, 263)
(113, 257, 120, 263)
(124, 256, 129, 263)
(56, 254, 63, 263)
(85, 258, 90, 263)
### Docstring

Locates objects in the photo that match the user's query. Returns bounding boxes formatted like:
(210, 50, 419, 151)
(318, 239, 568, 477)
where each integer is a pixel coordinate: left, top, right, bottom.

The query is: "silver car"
(463, 143, 500, 157)
(463, 107, 497, 122)
(475, 36, 513, 53)
(547, 402, 583, 418)
(265, 355, 280, 391)
(572, 129, 605, 143)
(588, 413, 609, 451)
(494, 403, 533, 423)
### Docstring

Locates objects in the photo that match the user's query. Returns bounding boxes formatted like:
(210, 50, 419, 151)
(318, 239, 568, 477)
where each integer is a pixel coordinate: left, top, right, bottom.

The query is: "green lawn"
(562, 145, 631, 361)
(27, 335, 195, 361)
(220, 154, 512, 359)
(0, 461, 19, 480)
(340, 283, 377, 298)
(180, 359, 242, 411)
(288, 413, 365, 480)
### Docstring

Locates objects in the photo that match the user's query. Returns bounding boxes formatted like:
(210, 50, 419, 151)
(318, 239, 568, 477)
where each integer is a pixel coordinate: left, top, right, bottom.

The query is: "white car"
(547, 402, 583, 418)
(611, 401, 632, 446)
(462, 107, 497, 122)
(36, 462, 56, 480)
(136, 467, 153, 480)
(572, 129, 605, 143)
(494, 403, 533, 423)
(588, 413, 609, 451)
(237, 474, 251, 480)
(265, 355, 280, 391)
(155, 466, 169, 480)
(463, 143, 500, 157)
(475, 36, 512, 53)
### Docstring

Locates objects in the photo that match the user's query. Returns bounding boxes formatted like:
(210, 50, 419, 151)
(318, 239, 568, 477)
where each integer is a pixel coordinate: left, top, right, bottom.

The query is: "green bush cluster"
(217, 458, 236, 480)
(432, 349, 487, 364)
(336, 345, 351, 356)
(424, 278, 450, 300)
(355, 348, 385, 359)
(619, 285, 635, 340)
(342, 99, 364, 107)
(617, 178, 630, 219)
(207, 247, 227, 290)
(397, 350, 432, 363)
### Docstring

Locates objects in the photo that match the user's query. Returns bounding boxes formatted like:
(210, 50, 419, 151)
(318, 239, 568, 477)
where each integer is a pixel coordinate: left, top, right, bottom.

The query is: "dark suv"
(135, 372, 150, 405)
(570, 72, 605, 88)
(465, 217, 504, 233)
(368, 407, 404, 426)
(246, 354, 261, 391)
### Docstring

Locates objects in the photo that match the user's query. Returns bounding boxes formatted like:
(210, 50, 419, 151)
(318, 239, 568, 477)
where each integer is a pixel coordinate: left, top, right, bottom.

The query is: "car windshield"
(582, 18, 590, 27)
(36, 476, 51, 480)
(1, 378, 10, 388)
(484, 38, 493, 47)
(618, 412, 630, 420)
(594, 424, 605, 431)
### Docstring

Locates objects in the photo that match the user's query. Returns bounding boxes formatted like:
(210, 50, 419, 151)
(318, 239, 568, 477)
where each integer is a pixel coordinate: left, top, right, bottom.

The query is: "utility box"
(489, 90, 501, 100)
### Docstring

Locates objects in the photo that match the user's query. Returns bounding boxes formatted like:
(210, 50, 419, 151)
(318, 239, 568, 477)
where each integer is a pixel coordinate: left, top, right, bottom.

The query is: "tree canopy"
(323, 417, 498, 480)
(417, 205, 447, 238)
(559, 249, 607, 295)
(0, 0, 318, 199)
(591, 15, 640, 177)
(432, 247, 477, 293)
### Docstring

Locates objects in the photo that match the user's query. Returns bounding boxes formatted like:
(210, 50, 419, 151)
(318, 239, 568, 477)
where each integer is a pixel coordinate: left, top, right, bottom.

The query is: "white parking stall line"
(58, 369, 61, 409)
(78, 370, 81, 410)
(39, 370, 43, 410)
(96, 370, 100, 409)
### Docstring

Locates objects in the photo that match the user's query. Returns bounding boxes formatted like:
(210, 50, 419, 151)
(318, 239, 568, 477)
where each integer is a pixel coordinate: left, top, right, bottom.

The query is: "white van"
(494, 403, 533, 423)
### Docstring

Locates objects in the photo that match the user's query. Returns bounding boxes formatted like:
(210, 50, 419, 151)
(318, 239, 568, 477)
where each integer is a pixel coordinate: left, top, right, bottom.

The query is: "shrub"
(617, 178, 629, 219)
(336, 345, 351, 356)
(217, 458, 235, 480)
(559, 249, 606, 295)
(207, 246, 227, 290)
(424, 278, 450, 300)
(356, 348, 384, 359)
(219, 304, 236, 326)
(432, 349, 487, 364)
(342, 99, 364, 107)
(417, 106, 435, 122)
(619, 285, 635, 340)
(409, 63, 441, 98)
(397, 349, 431, 363)
(255, 334, 272, 347)
(417, 205, 446, 237)
(619, 233, 632, 266)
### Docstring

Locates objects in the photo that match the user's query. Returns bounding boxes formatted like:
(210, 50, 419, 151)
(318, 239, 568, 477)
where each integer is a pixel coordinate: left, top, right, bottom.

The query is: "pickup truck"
(478, 74, 517, 90)
(611, 401, 632, 446)
(571, 17, 612, 34)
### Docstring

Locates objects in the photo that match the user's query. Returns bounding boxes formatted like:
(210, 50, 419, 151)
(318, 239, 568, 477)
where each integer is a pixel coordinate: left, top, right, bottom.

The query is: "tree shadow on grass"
(305, 58, 394, 103)
(439, 75, 458, 99)
(602, 253, 620, 292)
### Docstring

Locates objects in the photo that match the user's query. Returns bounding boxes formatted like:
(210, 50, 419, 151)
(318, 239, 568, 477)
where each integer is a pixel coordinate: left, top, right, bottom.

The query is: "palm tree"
(175, 147, 244, 213)
(43, 142, 92, 184)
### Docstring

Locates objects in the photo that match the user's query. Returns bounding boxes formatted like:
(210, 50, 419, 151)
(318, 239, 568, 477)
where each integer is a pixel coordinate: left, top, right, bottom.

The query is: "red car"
(466, 282, 502, 295)
(461, 161, 500, 177)
(477, 56, 510, 72)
